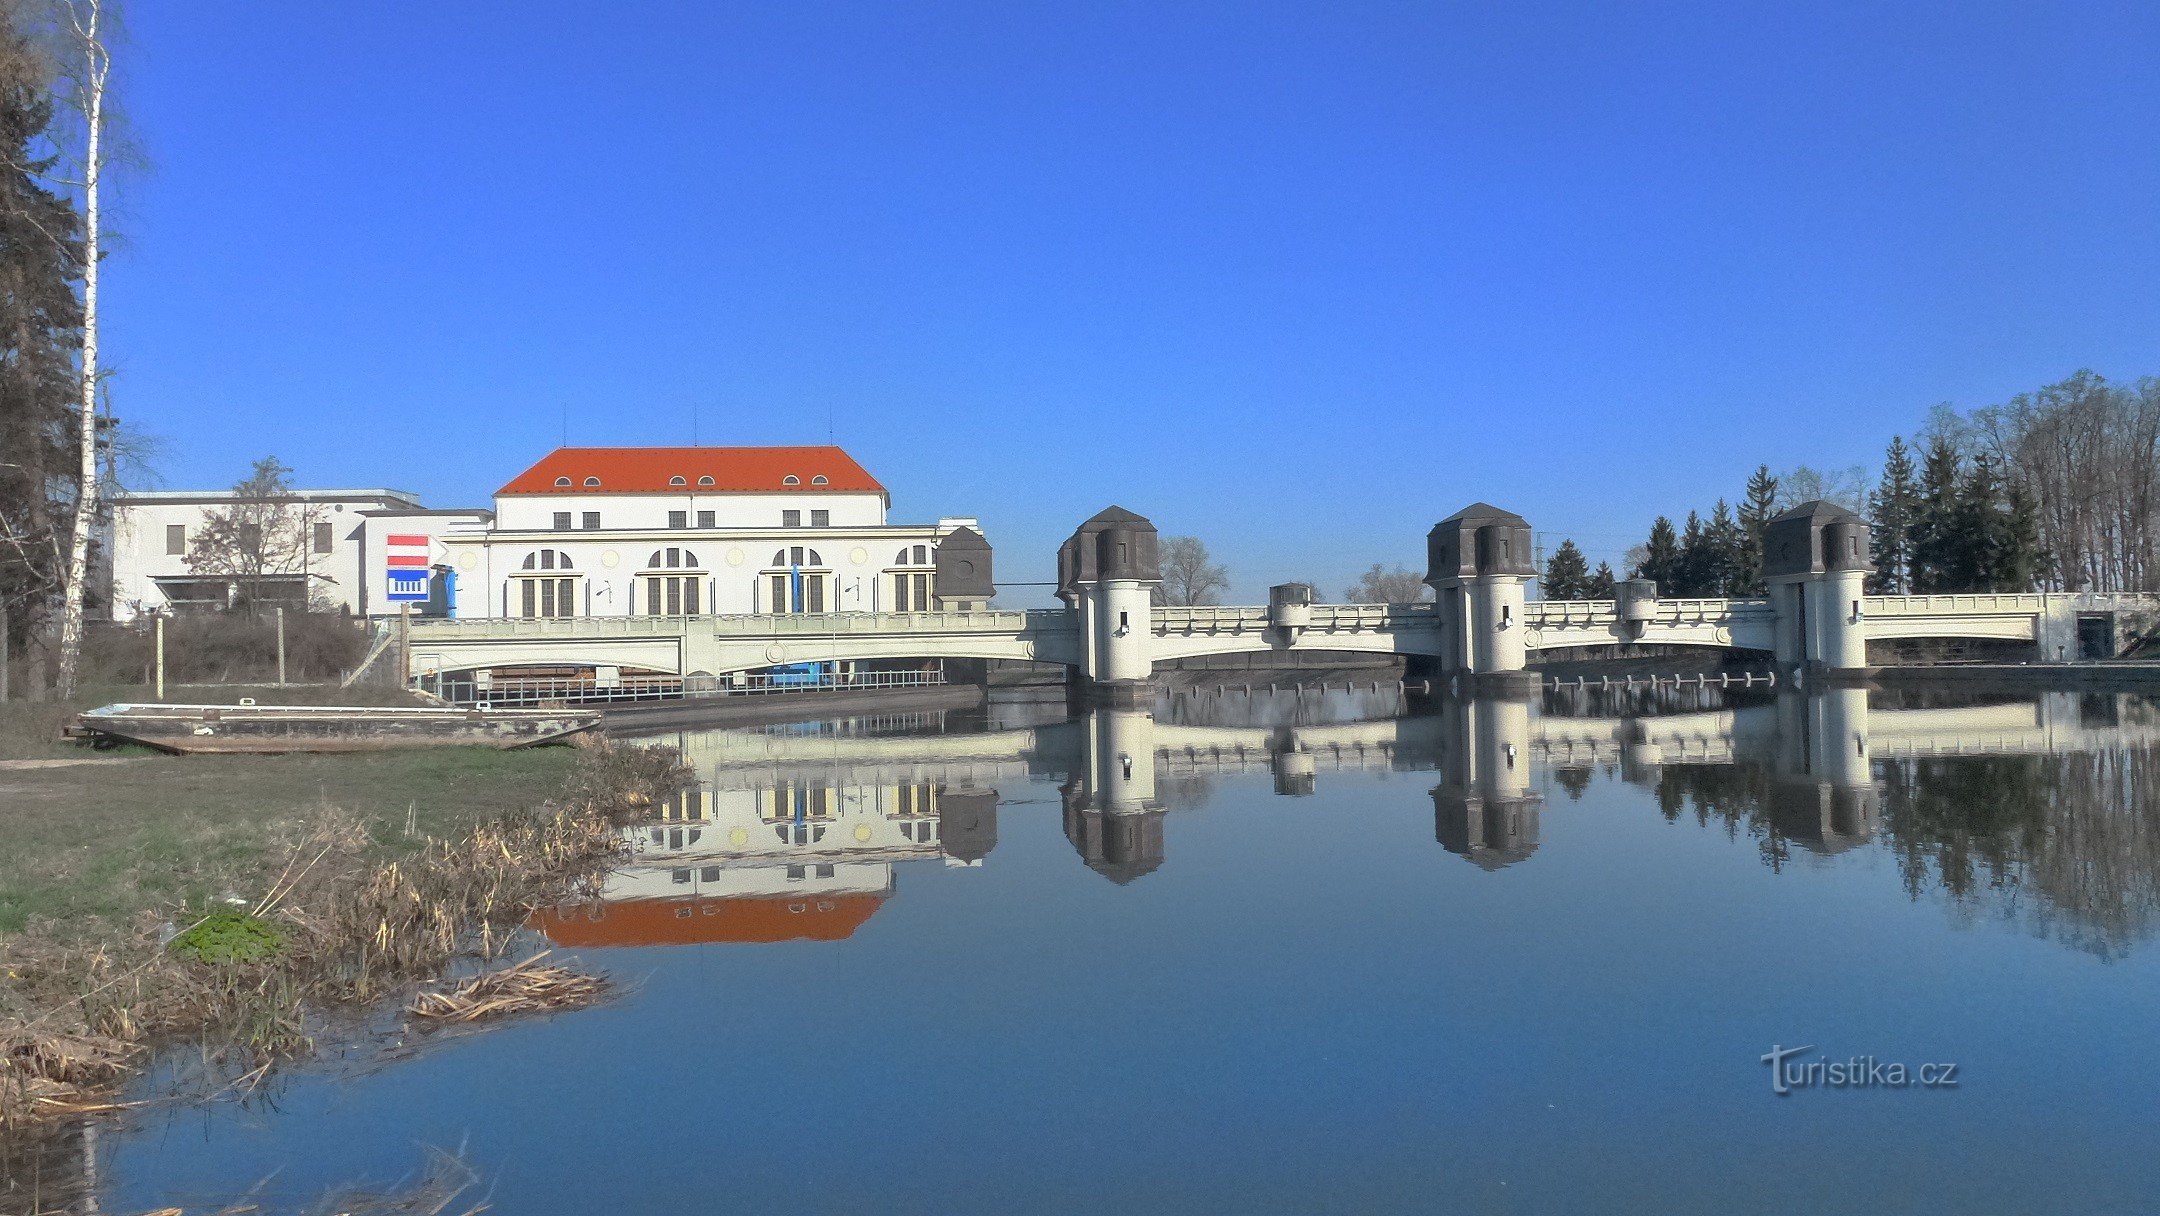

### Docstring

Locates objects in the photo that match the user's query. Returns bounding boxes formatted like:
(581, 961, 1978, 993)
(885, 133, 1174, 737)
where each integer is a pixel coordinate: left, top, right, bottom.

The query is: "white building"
(109, 487, 428, 620)
(433, 446, 992, 620)
(109, 445, 990, 622)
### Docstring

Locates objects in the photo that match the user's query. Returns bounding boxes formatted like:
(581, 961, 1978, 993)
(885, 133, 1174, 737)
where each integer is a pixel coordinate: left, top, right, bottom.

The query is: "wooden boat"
(69, 703, 601, 755)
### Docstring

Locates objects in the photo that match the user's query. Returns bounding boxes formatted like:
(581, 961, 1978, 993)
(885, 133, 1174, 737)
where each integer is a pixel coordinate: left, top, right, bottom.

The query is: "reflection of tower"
(1768, 687, 1878, 853)
(938, 786, 999, 865)
(1062, 709, 1166, 883)
(1432, 694, 1542, 869)
(1269, 725, 1317, 796)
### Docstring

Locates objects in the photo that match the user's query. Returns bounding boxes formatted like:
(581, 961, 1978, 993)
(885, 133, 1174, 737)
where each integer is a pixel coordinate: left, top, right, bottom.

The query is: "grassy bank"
(0, 706, 687, 1129)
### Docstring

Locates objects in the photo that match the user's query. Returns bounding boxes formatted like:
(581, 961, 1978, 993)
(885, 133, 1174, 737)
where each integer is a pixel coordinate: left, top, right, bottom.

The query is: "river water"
(77, 685, 2160, 1212)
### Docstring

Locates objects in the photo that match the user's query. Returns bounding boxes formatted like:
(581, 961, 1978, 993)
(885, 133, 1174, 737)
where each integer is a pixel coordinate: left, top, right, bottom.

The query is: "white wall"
(492, 491, 887, 532)
(109, 491, 416, 621)
(439, 519, 976, 619)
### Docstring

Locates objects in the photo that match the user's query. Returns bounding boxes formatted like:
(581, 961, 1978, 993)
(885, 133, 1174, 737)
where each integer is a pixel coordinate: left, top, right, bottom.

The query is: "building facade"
(109, 487, 427, 620)
(435, 446, 993, 620)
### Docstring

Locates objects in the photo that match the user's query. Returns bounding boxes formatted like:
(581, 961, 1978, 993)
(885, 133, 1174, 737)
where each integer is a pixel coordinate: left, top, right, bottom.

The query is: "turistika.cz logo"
(1761, 1045, 1960, 1096)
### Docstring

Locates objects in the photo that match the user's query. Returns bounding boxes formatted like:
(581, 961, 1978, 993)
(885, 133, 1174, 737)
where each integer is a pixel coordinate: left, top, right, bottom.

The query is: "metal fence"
(429, 666, 949, 708)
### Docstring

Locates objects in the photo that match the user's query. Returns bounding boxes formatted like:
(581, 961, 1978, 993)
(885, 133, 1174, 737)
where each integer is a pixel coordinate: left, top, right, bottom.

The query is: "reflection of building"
(532, 757, 999, 948)
(1061, 709, 1167, 883)
(1767, 687, 1879, 853)
(1431, 695, 1543, 869)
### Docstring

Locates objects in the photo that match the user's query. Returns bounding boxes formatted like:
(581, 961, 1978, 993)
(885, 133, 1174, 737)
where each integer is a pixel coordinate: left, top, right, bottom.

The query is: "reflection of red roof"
(496, 447, 884, 496)
(529, 894, 885, 947)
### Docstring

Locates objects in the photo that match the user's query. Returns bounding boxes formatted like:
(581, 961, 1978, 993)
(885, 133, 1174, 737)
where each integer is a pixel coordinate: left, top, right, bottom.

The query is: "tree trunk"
(54, 0, 106, 698)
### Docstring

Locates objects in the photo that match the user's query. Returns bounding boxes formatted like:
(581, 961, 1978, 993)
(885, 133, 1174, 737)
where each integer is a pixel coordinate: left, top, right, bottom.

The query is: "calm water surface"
(82, 686, 2160, 1213)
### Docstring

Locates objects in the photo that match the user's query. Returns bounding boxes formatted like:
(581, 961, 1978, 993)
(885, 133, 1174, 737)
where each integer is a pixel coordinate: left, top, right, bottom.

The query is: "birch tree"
(50, 0, 110, 696)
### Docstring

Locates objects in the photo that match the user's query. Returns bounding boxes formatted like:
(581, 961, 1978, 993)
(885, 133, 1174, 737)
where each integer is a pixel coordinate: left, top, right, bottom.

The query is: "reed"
(0, 737, 688, 1129)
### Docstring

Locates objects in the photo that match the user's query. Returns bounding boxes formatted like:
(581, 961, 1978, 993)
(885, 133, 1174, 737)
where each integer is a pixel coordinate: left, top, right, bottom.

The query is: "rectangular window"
(770, 574, 789, 612)
(582, 512, 600, 530)
(668, 511, 687, 529)
(522, 580, 536, 618)
(313, 522, 333, 554)
(782, 510, 802, 528)
(165, 524, 185, 555)
(552, 511, 571, 530)
(811, 509, 830, 527)
(805, 577, 825, 613)
(697, 510, 715, 529)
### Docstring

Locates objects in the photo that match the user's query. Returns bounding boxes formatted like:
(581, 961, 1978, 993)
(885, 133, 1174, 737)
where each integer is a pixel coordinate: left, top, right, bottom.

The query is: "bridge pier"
(1057, 507, 1165, 705)
(1061, 709, 1167, 882)
(1432, 693, 1542, 868)
(1768, 685, 1878, 850)
(1764, 501, 1873, 681)
(1426, 503, 1540, 695)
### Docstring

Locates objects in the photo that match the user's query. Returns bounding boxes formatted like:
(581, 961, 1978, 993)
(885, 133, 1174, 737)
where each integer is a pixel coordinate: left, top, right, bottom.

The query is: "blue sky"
(107, 1, 2160, 601)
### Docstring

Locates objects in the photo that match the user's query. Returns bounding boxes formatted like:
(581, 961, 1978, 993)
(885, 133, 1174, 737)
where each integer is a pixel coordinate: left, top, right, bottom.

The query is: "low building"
(436, 446, 994, 619)
(109, 487, 426, 620)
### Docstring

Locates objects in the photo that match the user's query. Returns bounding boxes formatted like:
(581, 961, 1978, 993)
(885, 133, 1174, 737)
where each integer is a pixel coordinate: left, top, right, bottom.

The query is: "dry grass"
(407, 951, 606, 1025)
(0, 737, 689, 1130)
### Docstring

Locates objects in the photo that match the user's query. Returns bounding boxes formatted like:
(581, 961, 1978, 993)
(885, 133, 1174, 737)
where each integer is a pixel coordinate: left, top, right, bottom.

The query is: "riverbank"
(0, 700, 687, 1130)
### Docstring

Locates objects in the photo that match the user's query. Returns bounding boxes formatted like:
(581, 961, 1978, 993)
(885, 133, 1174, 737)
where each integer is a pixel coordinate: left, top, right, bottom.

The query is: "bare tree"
(1773, 464, 1869, 512)
(1158, 536, 1228, 606)
(185, 458, 326, 614)
(49, 0, 111, 695)
(1344, 564, 1430, 604)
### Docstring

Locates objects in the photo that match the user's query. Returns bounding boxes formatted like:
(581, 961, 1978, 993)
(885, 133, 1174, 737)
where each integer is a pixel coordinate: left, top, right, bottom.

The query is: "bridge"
(405, 500, 2160, 698)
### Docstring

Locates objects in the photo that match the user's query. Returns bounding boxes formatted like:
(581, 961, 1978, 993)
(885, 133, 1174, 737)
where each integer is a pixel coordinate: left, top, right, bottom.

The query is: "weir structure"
(402, 500, 2160, 699)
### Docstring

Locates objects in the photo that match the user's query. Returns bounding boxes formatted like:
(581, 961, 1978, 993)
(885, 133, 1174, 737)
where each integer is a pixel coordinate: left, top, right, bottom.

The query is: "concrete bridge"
(406, 500, 2159, 697)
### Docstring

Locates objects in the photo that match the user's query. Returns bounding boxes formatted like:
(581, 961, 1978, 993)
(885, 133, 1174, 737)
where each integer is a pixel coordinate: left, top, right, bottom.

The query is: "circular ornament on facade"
(456, 552, 477, 571)
(764, 643, 786, 664)
(725, 547, 745, 567)
(853, 824, 873, 843)
(600, 550, 620, 569)
(849, 546, 869, 566)
(729, 827, 749, 847)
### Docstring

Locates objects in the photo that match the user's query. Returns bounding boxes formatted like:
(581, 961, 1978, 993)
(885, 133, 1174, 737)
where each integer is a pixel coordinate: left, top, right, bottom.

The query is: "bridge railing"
(408, 608, 1079, 640)
(1151, 603, 1444, 633)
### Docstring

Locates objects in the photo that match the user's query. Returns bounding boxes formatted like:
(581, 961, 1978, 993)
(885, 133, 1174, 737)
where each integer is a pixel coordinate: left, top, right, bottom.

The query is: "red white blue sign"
(385, 534, 432, 603)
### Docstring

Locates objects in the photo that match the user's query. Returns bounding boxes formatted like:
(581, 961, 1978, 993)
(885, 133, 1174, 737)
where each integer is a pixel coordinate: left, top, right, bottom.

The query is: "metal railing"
(433, 666, 950, 708)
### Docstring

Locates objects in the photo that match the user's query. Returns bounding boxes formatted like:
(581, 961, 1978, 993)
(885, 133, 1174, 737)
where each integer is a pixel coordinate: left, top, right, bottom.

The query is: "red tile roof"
(529, 894, 885, 947)
(496, 446, 885, 496)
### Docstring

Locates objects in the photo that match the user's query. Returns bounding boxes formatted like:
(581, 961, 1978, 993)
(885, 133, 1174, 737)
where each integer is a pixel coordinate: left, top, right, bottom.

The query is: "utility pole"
(154, 614, 164, 700)
(275, 606, 287, 687)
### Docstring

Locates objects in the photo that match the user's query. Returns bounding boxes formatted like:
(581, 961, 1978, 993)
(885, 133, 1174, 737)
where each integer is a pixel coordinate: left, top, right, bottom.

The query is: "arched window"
(761, 548, 829, 613)
(582, 476, 600, 487)
(639, 547, 704, 616)
(645, 547, 700, 569)
(553, 476, 572, 488)
(811, 475, 829, 486)
(697, 475, 715, 487)
(668, 475, 687, 487)
(513, 550, 579, 618)
(888, 544, 934, 610)
(782, 475, 801, 486)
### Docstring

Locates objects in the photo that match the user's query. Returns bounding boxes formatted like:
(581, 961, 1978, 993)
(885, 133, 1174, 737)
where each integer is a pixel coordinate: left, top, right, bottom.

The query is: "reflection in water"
(580, 689, 2160, 958)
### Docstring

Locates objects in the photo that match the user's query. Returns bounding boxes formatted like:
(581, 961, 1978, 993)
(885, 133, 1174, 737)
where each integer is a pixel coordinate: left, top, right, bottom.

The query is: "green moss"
(170, 909, 287, 965)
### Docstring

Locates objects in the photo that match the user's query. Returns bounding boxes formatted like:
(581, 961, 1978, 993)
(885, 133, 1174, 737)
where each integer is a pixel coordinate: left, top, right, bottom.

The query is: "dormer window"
(582, 476, 600, 487)
(669, 475, 687, 487)
(811, 475, 829, 486)
(554, 476, 572, 488)
(783, 475, 801, 486)
(697, 475, 715, 487)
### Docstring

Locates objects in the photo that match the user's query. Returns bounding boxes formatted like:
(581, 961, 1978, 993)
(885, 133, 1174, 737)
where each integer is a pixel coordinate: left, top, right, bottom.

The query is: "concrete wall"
(109, 489, 419, 621)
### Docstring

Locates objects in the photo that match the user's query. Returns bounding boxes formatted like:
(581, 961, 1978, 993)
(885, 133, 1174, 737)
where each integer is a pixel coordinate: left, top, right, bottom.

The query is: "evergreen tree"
(1954, 454, 2006, 592)
(1672, 511, 1709, 596)
(1704, 499, 1746, 596)
(1542, 539, 1589, 600)
(1998, 477, 2046, 592)
(1868, 436, 1919, 593)
(1586, 561, 1617, 599)
(0, 22, 87, 688)
(1634, 516, 1681, 594)
(1910, 435, 1964, 592)
(1736, 465, 1779, 594)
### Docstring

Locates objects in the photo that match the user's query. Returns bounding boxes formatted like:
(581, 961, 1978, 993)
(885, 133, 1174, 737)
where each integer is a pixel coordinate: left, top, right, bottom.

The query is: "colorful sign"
(385, 534, 432, 603)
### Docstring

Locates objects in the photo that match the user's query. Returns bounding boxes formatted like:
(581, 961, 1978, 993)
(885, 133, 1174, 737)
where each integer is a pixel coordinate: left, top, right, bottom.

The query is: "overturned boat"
(69, 702, 601, 755)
